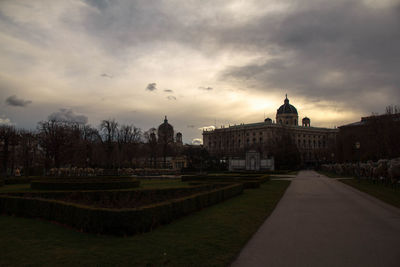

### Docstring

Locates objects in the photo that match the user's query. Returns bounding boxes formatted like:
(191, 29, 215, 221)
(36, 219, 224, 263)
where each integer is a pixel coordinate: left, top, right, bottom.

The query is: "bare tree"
(18, 130, 37, 176)
(0, 125, 17, 176)
(144, 128, 158, 167)
(117, 124, 142, 167)
(37, 120, 71, 170)
(385, 105, 400, 114)
(99, 119, 119, 167)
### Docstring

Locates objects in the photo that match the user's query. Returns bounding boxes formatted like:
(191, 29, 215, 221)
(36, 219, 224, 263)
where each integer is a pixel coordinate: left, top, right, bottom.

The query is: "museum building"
(202, 95, 338, 166)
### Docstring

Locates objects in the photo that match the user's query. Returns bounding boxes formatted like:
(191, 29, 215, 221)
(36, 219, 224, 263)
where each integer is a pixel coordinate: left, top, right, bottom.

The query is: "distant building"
(156, 115, 183, 145)
(337, 113, 400, 162)
(157, 116, 185, 168)
(228, 150, 275, 171)
(203, 95, 338, 167)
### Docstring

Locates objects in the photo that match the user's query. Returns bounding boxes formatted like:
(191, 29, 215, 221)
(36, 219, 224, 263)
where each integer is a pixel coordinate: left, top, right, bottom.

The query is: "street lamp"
(355, 142, 361, 182)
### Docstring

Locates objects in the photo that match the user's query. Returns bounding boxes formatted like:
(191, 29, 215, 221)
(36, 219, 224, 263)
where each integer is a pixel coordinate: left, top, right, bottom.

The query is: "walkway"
(232, 170, 400, 267)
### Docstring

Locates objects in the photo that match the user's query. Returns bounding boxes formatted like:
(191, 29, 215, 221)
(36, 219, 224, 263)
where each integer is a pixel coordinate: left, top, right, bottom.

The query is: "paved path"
(232, 170, 400, 267)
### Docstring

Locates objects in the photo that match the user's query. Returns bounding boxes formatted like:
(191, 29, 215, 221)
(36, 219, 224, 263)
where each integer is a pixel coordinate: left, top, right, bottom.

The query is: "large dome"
(158, 116, 174, 143)
(277, 95, 298, 115)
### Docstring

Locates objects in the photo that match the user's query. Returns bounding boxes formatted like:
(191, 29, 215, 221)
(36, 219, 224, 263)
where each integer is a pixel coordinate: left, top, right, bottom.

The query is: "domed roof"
(277, 95, 298, 115)
(158, 116, 174, 144)
(158, 116, 173, 132)
(264, 118, 272, 123)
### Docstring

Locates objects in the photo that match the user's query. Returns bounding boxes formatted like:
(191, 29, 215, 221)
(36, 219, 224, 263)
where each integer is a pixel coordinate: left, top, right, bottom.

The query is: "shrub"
(30, 178, 140, 191)
(0, 183, 243, 235)
(182, 174, 270, 189)
(4, 177, 32, 185)
(3, 184, 218, 209)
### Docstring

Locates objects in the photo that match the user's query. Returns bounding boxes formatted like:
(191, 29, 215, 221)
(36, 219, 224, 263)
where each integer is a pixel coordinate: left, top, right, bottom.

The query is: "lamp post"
(355, 142, 361, 182)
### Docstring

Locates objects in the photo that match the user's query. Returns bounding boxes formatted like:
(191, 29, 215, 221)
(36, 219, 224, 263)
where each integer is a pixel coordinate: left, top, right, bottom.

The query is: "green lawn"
(339, 179, 400, 208)
(0, 180, 290, 266)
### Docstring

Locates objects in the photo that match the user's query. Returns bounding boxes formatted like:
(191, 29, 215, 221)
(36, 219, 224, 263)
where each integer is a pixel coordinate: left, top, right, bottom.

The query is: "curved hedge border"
(30, 178, 140, 190)
(182, 174, 270, 189)
(0, 183, 243, 235)
(4, 177, 32, 185)
(3, 184, 218, 208)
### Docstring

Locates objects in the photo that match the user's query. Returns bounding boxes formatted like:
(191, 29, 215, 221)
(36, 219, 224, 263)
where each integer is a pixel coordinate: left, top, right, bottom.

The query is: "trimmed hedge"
(0, 183, 243, 235)
(182, 174, 270, 189)
(3, 184, 218, 209)
(4, 177, 32, 185)
(30, 178, 140, 191)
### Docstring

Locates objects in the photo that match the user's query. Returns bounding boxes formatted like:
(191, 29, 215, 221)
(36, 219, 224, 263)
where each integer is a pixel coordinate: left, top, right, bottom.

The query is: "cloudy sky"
(1, 0, 399, 143)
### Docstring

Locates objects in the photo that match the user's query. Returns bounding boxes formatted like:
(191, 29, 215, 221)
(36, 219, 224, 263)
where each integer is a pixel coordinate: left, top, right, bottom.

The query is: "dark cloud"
(146, 83, 157, 91)
(199, 86, 213, 91)
(6, 95, 32, 107)
(164, 89, 173, 93)
(100, 73, 113, 78)
(82, 0, 184, 53)
(167, 95, 176, 100)
(219, 0, 400, 112)
(48, 109, 88, 124)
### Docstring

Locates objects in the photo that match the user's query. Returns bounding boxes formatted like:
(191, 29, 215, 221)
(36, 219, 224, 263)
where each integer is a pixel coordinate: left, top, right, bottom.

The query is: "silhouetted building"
(276, 94, 298, 126)
(337, 113, 400, 162)
(203, 95, 338, 166)
(158, 116, 174, 144)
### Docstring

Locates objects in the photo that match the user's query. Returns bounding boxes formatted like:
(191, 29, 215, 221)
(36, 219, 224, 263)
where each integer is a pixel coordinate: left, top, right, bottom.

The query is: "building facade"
(337, 113, 400, 162)
(202, 96, 338, 165)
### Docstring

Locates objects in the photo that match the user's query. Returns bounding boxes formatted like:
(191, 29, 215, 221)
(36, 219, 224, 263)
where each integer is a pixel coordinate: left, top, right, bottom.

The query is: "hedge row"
(188, 180, 260, 189)
(3, 176, 137, 186)
(182, 174, 270, 189)
(0, 183, 243, 235)
(3, 184, 218, 209)
(4, 177, 32, 185)
(30, 178, 140, 191)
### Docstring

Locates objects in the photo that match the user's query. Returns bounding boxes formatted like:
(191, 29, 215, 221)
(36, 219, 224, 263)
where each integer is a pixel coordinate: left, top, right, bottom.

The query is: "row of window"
(207, 132, 327, 141)
(207, 138, 326, 149)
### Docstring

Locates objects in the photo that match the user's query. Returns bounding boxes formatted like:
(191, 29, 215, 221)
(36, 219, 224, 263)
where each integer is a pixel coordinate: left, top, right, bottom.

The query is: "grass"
(339, 179, 400, 208)
(0, 183, 30, 192)
(0, 180, 290, 267)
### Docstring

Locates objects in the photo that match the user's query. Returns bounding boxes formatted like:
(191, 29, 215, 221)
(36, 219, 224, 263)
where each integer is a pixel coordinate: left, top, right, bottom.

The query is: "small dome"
(302, 117, 311, 127)
(264, 118, 272, 123)
(277, 95, 298, 115)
